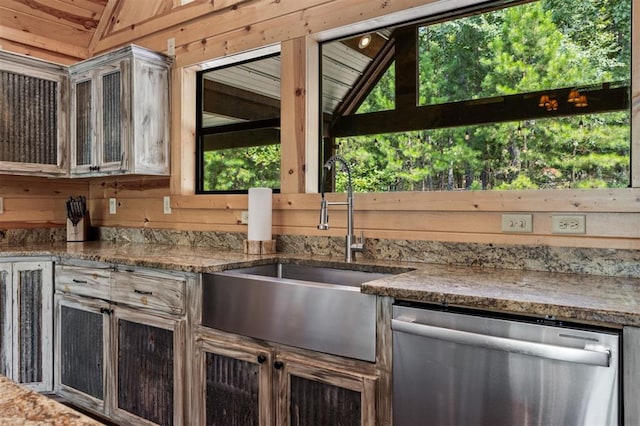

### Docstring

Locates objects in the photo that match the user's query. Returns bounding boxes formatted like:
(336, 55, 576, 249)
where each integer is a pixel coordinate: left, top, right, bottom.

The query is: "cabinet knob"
(257, 353, 267, 364)
(273, 361, 284, 370)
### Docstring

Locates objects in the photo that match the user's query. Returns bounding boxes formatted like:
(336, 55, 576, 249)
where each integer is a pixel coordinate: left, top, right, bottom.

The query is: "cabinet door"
(97, 62, 127, 173)
(0, 263, 11, 378)
(113, 309, 183, 426)
(276, 357, 377, 426)
(55, 296, 109, 414)
(71, 61, 127, 176)
(12, 261, 53, 392)
(195, 337, 272, 426)
(0, 52, 68, 177)
(71, 76, 94, 174)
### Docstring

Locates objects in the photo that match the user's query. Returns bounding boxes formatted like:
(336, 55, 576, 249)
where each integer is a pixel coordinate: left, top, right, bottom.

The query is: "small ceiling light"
(575, 94, 588, 108)
(567, 89, 580, 103)
(538, 95, 550, 108)
(358, 34, 372, 49)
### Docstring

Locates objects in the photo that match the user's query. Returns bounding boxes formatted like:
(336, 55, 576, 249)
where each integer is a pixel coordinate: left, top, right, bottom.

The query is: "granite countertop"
(361, 263, 640, 327)
(0, 376, 103, 425)
(1, 241, 639, 327)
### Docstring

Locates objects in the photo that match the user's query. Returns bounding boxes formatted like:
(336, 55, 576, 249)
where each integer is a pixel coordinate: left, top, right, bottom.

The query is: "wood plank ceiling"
(0, 0, 170, 64)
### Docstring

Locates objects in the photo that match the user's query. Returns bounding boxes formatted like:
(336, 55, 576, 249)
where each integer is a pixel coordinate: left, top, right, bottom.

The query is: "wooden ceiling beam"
(88, 0, 118, 55)
(0, 25, 88, 59)
(202, 79, 279, 121)
(0, 0, 101, 31)
(331, 85, 630, 137)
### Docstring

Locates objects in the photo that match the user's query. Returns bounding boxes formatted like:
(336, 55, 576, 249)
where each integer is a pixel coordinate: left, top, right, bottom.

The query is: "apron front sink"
(202, 262, 398, 362)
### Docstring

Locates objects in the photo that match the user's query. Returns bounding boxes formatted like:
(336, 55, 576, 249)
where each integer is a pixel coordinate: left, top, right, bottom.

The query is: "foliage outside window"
(197, 53, 281, 193)
(322, 0, 631, 192)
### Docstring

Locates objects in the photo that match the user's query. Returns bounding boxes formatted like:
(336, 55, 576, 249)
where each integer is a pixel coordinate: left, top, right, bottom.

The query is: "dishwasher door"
(392, 305, 620, 426)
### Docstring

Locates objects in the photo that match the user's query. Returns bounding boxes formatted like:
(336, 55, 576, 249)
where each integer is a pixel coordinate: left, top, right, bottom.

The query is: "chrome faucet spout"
(317, 155, 364, 262)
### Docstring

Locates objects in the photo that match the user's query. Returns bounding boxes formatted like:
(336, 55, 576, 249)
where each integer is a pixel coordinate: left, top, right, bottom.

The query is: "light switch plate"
(109, 198, 117, 214)
(0, 197, 3, 214)
(163, 196, 172, 214)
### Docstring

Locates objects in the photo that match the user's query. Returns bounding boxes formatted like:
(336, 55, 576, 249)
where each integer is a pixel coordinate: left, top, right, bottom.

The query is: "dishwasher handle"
(392, 318, 611, 367)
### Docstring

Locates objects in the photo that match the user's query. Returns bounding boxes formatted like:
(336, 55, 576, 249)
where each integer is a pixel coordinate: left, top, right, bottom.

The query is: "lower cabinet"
(194, 332, 377, 426)
(55, 260, 190, 426)
(0, 260, 53, 392)
(56, 294, 184, 425)
(56, 297, 107, 414)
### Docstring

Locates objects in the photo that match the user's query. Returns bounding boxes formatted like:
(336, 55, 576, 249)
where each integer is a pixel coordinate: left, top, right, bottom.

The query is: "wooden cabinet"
(69, 45, 171, 177)
(55, 260, 190, 425)
(193, 330, 377, 426)
(0, 52, 69, 177)
(0, 260, 54, 392)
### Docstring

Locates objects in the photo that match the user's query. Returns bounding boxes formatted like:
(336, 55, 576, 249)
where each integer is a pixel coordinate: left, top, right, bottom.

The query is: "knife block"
(67, 214, 89, 242)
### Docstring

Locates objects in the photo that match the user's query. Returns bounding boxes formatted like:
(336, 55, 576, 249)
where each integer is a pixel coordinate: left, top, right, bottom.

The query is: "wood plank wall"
(0, 176, 88, 228)
(2, 0, 639, 250)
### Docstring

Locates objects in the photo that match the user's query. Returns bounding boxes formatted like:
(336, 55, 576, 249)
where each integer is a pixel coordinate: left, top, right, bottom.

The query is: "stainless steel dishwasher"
(392, 303, 620, 426)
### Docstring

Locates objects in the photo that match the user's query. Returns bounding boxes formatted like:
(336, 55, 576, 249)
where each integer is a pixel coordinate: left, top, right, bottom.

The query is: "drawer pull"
(134, 289, 153, 295)
(72, 279, 88, 284)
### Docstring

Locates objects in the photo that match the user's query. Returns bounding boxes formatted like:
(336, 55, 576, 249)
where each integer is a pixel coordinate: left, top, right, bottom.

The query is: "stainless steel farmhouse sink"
(202, 262, 400, 362)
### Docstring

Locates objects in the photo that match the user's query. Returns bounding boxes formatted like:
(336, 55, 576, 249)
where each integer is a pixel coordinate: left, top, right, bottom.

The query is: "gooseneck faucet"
(318, 155, 364, 262)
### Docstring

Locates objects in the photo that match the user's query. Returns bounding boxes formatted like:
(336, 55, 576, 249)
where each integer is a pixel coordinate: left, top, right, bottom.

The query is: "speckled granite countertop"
(0, 376, 103, 425)
(361, 263, 640, 327)
(1, 241, 639, 327)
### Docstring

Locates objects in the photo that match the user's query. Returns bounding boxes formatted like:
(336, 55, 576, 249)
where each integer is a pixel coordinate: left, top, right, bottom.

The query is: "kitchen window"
(196, 50, 281, 193)
(320, 0, 631, 192)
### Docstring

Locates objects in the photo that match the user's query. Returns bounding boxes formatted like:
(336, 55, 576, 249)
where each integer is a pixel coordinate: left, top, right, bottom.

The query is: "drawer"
(111, 268, 186, 315)
(55, 265, 111, 300)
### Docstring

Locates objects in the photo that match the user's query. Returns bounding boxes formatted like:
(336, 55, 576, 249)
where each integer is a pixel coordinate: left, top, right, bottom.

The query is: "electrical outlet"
(501, 214, 533, 233)
(163, 196, 172, 214)
(552, 215, 586, 234)
(0, 197, 3, 214)
(240, 211, 249, 224)
(109, 198, 117, 214)
(167, 38, 176, 56)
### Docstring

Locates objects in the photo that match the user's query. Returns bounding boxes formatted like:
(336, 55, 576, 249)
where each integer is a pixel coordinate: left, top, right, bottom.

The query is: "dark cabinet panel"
(74, 79, 92, 166)
(0, 267, 8, 377)
(0, 71, 58, 165)
(18, 269, 43, 384)
(289, 375, 361, 426)
(101, 71, 122, 164)
(60, 305, 103, 399)
(206, 352, 260, 426)
(117, 319, 174, 425)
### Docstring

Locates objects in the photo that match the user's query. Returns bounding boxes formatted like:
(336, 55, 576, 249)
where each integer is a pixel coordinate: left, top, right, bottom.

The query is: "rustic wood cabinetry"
(0, 52, 68, 177)
(55, 260, 190, 425)
(0, 259, 54, 392)
(69, 45, 171, 177)
(193, 329, 378, 425)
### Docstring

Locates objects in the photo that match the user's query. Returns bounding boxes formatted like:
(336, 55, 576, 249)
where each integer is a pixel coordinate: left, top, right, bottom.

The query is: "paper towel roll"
(248, 187, 272, 241)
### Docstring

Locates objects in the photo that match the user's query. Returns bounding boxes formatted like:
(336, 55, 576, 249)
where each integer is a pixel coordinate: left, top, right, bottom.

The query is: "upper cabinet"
(69, 45, 172, 177)
(0, 52, 69, 177)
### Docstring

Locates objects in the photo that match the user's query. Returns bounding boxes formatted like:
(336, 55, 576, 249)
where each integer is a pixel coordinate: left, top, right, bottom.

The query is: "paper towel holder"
(244, 187, 276, 255)
(243, 239, 276, 255)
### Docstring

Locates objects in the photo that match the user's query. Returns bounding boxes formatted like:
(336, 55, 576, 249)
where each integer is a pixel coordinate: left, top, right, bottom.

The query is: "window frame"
(195, 45, 282, 194)
(317, 0, 633, 193)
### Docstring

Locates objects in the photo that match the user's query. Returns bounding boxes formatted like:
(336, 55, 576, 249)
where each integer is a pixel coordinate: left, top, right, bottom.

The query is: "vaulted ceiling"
(0, 0, 171, 64)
